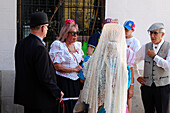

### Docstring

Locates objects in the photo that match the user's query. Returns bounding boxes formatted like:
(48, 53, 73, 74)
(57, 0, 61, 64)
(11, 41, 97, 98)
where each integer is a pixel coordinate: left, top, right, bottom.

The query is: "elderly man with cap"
(134, 23, 170, 113)
(14, 12, 64, 113)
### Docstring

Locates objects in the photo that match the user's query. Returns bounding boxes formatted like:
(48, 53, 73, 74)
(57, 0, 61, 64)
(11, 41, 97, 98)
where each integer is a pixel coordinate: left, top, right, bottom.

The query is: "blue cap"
(124, 20, 135, 30)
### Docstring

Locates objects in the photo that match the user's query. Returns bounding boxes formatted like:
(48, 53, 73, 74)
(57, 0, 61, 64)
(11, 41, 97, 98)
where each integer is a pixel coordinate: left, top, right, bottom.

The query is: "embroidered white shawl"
(80, 23, 128, 113)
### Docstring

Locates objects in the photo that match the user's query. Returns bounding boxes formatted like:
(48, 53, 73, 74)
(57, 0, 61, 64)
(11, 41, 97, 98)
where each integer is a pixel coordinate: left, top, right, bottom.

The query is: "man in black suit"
(14, 12, 64, 113)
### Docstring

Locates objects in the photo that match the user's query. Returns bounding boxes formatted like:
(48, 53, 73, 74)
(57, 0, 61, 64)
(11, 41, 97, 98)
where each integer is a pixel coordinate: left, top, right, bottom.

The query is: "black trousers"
(24, 107, 57, 113)
(141, 83, 169, 113)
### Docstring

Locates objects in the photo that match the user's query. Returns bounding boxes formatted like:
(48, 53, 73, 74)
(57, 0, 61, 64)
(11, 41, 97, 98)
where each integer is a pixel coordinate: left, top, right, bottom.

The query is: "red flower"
(65, 19, 75, 25)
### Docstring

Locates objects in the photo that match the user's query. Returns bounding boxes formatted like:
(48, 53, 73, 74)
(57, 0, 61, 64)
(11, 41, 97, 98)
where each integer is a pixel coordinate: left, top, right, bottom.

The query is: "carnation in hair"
(65, 19, 75, 25)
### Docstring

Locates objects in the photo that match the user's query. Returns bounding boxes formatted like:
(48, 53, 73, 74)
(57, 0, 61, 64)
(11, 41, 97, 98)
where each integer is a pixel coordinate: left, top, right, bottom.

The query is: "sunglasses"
(68, 32, 78, 36)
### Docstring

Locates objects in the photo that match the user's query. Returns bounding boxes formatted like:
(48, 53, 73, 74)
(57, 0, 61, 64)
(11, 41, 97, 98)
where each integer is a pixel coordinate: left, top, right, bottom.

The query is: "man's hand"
(137, 77, 146, 86)
(147, 49, 156, 58)
(59, 91, 64, 103)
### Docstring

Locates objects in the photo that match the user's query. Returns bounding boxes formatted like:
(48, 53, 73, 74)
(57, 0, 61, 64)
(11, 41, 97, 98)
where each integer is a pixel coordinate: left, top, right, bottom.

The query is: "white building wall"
(106, 0, 170, 113)
(106, 0, 170, 46)
(0, 0, 16, 70)
(0, 0, 19, 113)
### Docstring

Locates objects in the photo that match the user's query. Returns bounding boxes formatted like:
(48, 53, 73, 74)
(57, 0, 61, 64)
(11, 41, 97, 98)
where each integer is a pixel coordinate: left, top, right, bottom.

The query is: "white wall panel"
(106, 0, 170, 45)
(0, 0, 16, 70)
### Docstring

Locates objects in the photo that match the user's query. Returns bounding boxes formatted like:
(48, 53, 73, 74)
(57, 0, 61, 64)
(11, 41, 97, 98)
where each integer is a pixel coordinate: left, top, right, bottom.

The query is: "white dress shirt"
(134, 39, 170, 78)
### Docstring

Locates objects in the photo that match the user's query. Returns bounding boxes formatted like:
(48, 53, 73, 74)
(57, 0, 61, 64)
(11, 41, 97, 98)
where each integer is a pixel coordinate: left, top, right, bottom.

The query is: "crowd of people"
(14, 11, 170, 113)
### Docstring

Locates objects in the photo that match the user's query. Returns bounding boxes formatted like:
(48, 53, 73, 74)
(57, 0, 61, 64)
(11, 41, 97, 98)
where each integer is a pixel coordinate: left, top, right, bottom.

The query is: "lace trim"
(80, 24, 128, 113)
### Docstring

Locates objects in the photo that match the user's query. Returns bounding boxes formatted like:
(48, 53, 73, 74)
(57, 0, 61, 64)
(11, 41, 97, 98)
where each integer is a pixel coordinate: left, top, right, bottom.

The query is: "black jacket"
(14, 34, 61, 109)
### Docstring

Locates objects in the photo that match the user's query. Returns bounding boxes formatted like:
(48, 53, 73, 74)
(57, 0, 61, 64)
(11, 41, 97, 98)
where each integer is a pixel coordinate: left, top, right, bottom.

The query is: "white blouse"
(49, 40, 84, 80)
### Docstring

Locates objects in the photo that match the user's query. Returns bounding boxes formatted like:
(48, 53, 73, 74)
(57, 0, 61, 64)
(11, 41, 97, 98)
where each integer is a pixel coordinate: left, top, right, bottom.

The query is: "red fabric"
(57, 100, 65, 113)
(61, 100, 65, 113)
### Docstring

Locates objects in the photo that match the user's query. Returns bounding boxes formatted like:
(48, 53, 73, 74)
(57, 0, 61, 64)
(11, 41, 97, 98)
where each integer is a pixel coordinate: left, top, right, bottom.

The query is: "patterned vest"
(144, 41, 170, 87)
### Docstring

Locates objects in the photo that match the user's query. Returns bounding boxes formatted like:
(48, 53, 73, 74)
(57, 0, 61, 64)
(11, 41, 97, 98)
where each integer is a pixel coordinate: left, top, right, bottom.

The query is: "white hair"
(160, 28, 165, 33)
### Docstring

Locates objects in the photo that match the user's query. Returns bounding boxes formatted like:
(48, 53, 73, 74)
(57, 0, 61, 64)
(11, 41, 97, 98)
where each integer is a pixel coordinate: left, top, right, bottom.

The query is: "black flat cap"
(30, 12, 49, 27)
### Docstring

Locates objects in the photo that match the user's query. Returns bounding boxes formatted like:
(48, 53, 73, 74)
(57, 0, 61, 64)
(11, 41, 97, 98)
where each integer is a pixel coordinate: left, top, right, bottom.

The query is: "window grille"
(17, 0, 105, 49)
